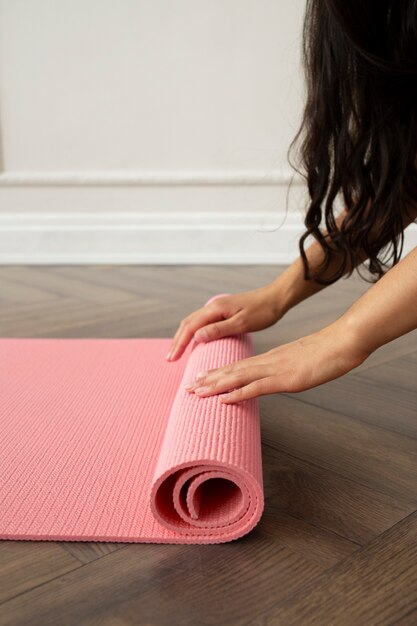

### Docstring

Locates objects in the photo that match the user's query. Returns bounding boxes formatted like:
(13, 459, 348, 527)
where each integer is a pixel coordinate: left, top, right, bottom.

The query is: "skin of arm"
(238, 200, 417, 318)
(168, 205, 417, 402)
(166, 214, 350, 363)
(184, 245, 417, 403)
(168, 204, 416, 362)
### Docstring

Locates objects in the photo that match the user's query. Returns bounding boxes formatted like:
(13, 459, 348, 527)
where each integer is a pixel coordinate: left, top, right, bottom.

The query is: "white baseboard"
(0, 169, 301, 187)
(0, 168, 415, 265)
(0, 211, 305, 264)
(0, 210, 415, 265)
(0, 168, 304, 264)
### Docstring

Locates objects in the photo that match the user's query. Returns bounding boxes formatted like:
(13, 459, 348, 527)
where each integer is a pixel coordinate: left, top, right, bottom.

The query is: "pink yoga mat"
(0, 329, 263, 544)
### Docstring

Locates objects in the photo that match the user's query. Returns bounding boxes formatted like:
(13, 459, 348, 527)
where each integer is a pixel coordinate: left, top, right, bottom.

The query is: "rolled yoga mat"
(0, 330, 264, 544)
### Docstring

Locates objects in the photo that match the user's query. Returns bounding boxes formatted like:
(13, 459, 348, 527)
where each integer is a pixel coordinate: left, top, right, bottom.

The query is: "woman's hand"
(167, 284, 287, 361)
(184, 319, 370, 403)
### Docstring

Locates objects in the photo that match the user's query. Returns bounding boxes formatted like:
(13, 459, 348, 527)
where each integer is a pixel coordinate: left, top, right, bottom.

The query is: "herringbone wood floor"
(0, 265, 416, 626)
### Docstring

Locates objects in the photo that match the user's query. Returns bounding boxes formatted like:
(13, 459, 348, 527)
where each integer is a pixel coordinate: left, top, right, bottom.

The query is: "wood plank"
(260, 508, 358, 568)
(357, 355, 417, 394)
(0, 271, 59, 303)
(60, 542, 124, 565)
(261, 394, 417, 503)
(0, 265, 416, 626)
(0, 537, 326, 626)
(1, 266, 133, 304)
(0, 542, 81, 604)
(355, 353, 417, 392)
(0, 297, 175, 338)
(353, 331, 417, 372)
(291, 361, 417, 439)
(270, 511, 417, 626)
(403, 350, 417, 365)
(262, 444, 413, 545)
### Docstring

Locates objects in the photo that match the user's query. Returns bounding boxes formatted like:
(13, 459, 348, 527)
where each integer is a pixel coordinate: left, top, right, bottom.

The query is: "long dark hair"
(289, 0, 417, 283)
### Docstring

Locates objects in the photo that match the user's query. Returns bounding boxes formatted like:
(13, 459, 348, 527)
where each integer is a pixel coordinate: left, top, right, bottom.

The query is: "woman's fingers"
(179, 323, 370, 402)
(189, 354, 266, 387)
(185, 359, 269, 396)
(167, 310, 210, 360)
(193, 314, 244, 343)
(184, 349, 294, 402)
(168, 304, 229, 361)
(220, 377, 276, 403)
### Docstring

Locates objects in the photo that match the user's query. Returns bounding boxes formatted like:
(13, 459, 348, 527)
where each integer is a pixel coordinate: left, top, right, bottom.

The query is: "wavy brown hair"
(289, 0, 417, 284)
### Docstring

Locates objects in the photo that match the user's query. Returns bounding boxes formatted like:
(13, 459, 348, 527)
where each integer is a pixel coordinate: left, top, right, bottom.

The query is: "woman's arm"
(342, 245, 417, 354)
(185, 246, 417, 403)
(166, 213, 360, 361)
(271, 203, 417, 313)
(168, 205, 417, 361)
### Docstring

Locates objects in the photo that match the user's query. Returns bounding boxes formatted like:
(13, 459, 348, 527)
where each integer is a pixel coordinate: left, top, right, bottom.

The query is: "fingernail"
(220, 393, 233, 403)
(166, 351, 172, 361)
(194, 386, 210, 395)
(195, 371, 208, 380)
(194, 329, 208, 343)
(184, 382, 195, 391)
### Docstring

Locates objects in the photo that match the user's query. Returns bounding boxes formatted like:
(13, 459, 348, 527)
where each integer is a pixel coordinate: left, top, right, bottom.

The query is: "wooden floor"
(0, 265, 416, 626)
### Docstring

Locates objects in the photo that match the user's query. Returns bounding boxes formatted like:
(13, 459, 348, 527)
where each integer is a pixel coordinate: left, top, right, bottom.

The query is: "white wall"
(0, 0, 415, 263)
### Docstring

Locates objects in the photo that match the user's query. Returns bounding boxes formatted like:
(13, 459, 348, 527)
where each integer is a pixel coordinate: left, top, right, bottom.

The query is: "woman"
(167, 0, 417, 403)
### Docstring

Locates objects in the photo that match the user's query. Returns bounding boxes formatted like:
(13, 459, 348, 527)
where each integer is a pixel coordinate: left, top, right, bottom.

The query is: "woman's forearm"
(269, 206, 417, 316)
(268, 219, 355, 314)
(339, 246, 417, 355)
(269, 239, 337, 314)
(186, 245, 417, 403)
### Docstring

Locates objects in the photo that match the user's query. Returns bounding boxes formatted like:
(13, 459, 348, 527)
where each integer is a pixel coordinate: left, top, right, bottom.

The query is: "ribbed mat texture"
(0, 331, 264, 544)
